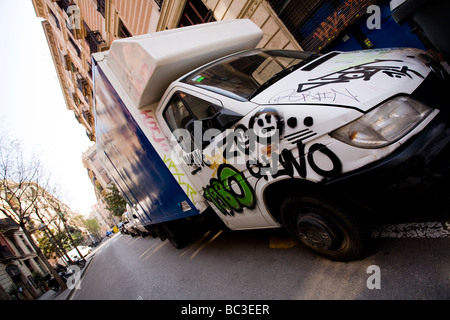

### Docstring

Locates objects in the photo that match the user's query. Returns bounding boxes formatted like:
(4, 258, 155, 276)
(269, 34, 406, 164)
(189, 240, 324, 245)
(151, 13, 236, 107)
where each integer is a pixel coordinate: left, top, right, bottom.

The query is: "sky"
(0, 0, 98, 215)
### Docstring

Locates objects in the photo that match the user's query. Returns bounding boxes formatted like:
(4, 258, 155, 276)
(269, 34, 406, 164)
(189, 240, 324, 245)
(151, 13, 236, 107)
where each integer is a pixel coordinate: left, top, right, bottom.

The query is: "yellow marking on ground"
(190, 230, 224, 260)
(269, 234, 298, 249)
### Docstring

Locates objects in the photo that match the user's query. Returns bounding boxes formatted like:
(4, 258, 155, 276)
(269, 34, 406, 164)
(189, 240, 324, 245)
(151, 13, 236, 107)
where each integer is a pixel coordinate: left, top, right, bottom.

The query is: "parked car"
(67, 246, 93, 259)
(124, 205, 150, 237)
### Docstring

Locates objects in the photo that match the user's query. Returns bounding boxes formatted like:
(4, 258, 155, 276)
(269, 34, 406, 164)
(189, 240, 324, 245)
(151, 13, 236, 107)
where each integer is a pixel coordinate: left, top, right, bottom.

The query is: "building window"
(19, 235, 33, 253)
(87, 61, 93, 79)
(9, 236, 25, 256)
(118, 18, 132, 38)
(178, 0, 215, 27)
(33, 257, 46, 274)
(48, 7, 61, 30)
(154, 0, 164, 11)
(97, 0, 106, 18)
(84, 22, 105, 54)
(68, 37, 81, 58)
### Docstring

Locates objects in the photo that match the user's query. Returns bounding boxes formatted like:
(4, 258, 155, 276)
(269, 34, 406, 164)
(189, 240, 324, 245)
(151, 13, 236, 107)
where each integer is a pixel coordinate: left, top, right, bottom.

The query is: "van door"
(159, 89, 224, 191)
(158, 88, 277, 229)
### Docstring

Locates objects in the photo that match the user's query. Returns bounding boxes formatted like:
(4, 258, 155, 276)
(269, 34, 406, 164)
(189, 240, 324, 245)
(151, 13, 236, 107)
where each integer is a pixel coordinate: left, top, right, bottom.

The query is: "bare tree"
(44, 190, 85, 262)
(0, 135, 67, 291)
(31, 201, 73, 266)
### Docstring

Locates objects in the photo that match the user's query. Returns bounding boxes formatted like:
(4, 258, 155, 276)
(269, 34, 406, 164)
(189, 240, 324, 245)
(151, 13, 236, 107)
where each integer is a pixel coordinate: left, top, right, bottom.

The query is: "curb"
(38, 255, 94, 300)
(66, 255, 94, 300)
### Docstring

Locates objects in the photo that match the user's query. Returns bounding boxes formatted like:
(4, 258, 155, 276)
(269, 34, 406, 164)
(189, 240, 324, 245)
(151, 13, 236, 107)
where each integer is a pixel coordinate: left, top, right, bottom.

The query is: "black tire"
(280, 194, 369, 261)
(52, 285, 61, 292)
(148, 228, 158, 238)
(162, 224, 191, 249)
(166, 234, 184, 249)
(77, 259, 86, 269)
(136, 229, 147, 237)
(165, 229, 189, 249)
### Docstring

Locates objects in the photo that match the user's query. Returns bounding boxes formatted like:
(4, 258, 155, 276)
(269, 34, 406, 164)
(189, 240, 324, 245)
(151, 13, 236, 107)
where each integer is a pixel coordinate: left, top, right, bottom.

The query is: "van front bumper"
(324, 74, 450, 213)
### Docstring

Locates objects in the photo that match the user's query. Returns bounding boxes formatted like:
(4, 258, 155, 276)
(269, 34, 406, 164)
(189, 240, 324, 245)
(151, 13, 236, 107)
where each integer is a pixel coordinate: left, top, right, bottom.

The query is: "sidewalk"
(38, 255, 94, 300)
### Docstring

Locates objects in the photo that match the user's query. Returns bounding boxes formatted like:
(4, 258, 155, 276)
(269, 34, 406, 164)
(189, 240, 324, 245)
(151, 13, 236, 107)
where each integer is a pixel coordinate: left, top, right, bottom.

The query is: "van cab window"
(163, 91, 222, 151)
(182, 49, 316, 100)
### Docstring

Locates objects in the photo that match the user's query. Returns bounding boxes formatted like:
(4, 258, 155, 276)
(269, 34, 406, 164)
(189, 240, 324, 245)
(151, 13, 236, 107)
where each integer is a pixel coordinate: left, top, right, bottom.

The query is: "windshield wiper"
(248, 54, 320, 100)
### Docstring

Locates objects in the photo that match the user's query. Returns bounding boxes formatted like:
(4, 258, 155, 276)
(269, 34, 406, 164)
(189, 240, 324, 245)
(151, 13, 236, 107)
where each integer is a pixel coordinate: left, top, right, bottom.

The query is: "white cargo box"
(105, 19, 263, 109)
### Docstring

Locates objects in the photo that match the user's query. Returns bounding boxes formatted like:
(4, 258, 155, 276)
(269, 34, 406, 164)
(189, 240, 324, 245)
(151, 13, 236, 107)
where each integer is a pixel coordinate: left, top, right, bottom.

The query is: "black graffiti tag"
(269, 87, 360, 104)
(297, 59, 424, 93)
(247, 141, 342, 181)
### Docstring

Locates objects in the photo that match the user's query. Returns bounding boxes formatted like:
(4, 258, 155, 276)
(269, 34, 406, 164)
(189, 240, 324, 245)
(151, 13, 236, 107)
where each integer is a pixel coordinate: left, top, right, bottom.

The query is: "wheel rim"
(296, 212, 344, 251)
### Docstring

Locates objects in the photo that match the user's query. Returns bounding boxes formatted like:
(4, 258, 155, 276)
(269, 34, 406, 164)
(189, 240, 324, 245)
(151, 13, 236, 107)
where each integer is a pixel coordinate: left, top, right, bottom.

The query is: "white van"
(93, 20, 450, 261)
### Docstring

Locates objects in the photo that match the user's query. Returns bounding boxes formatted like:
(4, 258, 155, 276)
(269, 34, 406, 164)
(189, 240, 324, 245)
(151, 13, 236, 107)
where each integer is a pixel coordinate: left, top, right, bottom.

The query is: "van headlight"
(330, 96, 433, 149)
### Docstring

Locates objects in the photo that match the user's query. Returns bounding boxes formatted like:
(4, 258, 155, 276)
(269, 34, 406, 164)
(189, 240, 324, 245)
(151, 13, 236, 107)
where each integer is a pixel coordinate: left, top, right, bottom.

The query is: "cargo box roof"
(103, 19, 263, 109)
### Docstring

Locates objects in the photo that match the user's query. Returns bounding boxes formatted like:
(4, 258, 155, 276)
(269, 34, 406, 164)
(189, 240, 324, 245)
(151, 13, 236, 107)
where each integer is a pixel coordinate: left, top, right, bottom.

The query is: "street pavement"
(70, 224, 449, 300)
(38, 191, 450, 301)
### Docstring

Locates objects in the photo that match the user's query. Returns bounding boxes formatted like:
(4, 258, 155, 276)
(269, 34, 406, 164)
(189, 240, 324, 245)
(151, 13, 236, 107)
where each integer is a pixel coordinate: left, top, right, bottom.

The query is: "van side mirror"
(186, 109, 242, 134)
(215, 109, 243, 129)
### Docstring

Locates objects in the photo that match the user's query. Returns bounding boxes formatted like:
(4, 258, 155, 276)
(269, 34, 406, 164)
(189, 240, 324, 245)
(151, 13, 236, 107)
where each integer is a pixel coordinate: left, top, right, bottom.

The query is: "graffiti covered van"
(92, 19, 450, 261)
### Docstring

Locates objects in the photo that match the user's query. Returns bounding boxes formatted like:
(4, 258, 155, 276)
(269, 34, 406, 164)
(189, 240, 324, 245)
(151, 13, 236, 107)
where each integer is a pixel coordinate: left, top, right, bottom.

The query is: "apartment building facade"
(0, 219, 49, 300)
(0, 180, 91, 299)
(82, 144, 113, 200)
(87, 201, 117, 235)
(82, 144, 117, 235)
(32, 0, 434, 142)
(31, 0, 302, 143)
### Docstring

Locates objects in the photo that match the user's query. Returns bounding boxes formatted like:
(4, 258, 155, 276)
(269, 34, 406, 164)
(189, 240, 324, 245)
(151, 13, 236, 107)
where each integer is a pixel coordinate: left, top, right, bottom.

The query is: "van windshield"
(182, 49, 317, 101)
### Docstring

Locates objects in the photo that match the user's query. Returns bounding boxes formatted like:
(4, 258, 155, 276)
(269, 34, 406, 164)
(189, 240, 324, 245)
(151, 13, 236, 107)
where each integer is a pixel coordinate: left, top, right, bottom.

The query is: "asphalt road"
(71, 217, 449, 301)
(71, 179, 450, 303)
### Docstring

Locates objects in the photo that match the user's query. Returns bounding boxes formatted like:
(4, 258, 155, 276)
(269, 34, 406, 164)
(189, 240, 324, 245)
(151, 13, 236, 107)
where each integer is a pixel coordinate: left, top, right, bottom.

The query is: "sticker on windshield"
(192, 75, 205, 83)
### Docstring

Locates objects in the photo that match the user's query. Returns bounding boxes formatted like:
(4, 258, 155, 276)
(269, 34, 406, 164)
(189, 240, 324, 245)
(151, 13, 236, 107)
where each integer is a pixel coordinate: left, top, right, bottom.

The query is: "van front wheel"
(280, 194, 368, 261)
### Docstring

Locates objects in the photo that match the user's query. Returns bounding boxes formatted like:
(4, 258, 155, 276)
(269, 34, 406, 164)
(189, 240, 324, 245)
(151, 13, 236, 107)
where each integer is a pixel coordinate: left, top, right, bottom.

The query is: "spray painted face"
(249, 108, 283, 141)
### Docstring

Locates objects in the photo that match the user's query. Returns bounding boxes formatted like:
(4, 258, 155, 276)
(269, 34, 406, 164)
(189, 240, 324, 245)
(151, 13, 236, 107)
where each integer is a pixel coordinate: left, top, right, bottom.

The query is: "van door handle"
(191, 167, 202, 175)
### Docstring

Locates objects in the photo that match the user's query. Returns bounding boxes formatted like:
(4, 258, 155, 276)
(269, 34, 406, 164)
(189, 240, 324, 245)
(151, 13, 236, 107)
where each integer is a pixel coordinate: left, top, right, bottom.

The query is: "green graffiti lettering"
(214, 179, 240, 211)
(204, 181, 234, 216)
(203, 164, 255, 216)
(220, 165, 255, 208)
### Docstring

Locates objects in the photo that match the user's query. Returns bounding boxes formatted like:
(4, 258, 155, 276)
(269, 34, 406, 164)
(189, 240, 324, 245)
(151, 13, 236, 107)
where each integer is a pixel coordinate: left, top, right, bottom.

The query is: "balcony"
(85, 30, 105, 54)
(76, 74, 88, 95)
(0, 218, 20, 236)
(84, 22, 107, 54)
(82, 106, 94, 124)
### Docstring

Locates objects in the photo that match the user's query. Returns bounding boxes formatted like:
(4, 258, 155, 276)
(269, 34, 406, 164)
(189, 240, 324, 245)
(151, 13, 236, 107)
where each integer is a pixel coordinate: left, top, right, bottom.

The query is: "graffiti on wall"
(302, 0, 377, 51)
